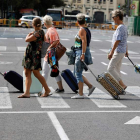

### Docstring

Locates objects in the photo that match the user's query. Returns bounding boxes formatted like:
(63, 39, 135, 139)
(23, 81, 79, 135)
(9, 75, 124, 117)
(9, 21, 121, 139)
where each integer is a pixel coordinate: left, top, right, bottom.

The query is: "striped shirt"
(111, 24, 128, 53)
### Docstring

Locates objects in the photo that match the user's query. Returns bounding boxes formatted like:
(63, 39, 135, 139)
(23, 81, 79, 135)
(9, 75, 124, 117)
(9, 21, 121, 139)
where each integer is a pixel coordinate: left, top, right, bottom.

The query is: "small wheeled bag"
(82, 61, 126, 100)
(0, 71, 23, 92)
(61, 69, 78, 93)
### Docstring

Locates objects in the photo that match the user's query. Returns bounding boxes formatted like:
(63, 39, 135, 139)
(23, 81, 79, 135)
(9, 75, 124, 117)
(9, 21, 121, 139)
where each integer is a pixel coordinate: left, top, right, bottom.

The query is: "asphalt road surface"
(0, 27, 140, 140)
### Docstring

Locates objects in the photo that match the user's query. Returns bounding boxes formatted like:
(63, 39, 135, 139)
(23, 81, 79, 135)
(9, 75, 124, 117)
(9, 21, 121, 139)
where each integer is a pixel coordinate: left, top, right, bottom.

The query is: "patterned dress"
(22, 30, 44, 70)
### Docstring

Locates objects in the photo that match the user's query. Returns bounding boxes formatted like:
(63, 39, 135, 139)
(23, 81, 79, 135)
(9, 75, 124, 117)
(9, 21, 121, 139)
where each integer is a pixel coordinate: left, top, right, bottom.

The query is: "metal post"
(126, 0, 130, 16)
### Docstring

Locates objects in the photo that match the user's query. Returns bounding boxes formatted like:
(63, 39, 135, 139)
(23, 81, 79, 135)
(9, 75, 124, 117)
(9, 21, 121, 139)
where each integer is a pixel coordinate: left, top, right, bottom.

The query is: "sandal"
(18, 94, 30, 98)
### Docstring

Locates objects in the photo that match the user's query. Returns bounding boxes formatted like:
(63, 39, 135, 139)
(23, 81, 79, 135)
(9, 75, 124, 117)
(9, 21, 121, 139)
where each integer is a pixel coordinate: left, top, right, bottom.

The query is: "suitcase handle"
(82, 60, 97, 79)
(0, 72, 4, 76)
(127, 56, 136, 67)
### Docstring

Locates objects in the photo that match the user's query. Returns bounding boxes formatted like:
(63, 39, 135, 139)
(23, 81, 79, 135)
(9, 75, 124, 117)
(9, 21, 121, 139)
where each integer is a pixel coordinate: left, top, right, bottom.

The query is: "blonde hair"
(32, 18, 41, 27)
(76, 13, 85, 25)
(43, 15, 53, 25)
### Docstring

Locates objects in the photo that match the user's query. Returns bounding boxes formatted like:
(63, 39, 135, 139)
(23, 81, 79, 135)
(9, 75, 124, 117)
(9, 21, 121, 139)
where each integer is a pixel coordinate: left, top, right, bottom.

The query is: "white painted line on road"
(0, 52, 24, 54)
(106, 40, 112, 42)
(128, 50, 139, 55)
(83, 87, 127, 108)
(126, 86, 140, 98)
(125, 116, 140, 124)
(15, 38, 23, 39)
(0, 61, 13, 64)
(0, 87, 12, 109)
(101, 62, 108, 66)
(92, 39, 102, 42)
(37, 87, 70, 108)
(48, 112, 69, 140)
(90, 50, 95, 52)
(0, 46, 6, 51)
(125, 56, 140, 59)
(61, 39, 69, 41)
(127, 41, 133, 43)
(1, 110, 140, 114)
(100, 49, 108, 53)
(120, 71, 127, 75)
(17, 47, 26, 51)
(0, 38, 7, 39)
(92, 57, 94, 59)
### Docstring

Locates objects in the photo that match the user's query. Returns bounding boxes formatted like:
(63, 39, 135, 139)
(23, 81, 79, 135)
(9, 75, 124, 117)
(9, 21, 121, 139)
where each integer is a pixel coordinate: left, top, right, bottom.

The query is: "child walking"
(18, 18, 51, 98)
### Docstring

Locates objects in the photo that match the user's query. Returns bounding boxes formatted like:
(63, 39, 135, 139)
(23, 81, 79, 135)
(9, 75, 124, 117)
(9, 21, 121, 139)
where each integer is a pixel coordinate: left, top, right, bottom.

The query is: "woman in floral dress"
(18, 18, 51, 98)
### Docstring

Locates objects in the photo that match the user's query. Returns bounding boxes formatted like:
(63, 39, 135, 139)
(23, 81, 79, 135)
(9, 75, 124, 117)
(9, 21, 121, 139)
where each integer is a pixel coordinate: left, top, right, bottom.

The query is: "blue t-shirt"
(111, 24, 128, 53)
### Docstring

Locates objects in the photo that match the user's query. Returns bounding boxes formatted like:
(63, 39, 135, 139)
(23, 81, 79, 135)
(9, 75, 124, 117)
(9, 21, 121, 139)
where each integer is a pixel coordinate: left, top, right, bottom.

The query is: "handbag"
(55, 42, 67, 61)
(65, 49, 75, 65)
(41, 42, 50, 58)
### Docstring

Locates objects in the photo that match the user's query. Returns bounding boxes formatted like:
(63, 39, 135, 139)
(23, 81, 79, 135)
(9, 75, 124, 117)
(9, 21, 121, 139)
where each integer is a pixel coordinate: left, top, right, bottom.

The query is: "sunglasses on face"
(112, 16, 116, 19)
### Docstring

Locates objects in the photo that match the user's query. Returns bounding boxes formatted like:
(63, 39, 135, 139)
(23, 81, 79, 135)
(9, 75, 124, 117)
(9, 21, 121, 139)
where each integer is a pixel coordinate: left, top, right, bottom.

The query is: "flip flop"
(18, 94, 30, 98)
(40, 93, 53, 97)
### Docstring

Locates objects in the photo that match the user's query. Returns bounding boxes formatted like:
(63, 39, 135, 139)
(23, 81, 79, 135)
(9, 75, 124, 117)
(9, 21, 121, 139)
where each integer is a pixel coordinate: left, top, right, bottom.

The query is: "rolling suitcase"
(23, 71, 42, 95)
(61, 69, 78, 93)
(82, 61, 125, 100)
(0, 71, 23, 92)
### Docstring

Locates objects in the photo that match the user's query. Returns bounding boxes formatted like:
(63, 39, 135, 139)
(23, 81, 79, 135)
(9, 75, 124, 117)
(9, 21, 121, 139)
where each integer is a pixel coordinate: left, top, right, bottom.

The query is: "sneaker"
(71, 94, 85, 99)
(55, 88, 65, 93)
(88, 86, 95, 96)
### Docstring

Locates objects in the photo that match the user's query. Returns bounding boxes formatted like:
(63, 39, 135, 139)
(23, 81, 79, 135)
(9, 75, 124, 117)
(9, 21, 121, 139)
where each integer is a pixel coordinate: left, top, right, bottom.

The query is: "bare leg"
(33, 70, 51, 97)
(18, 68, 31, 98)
(82, 75, 92, 89)
(119, 80, 127, 89)
(57, 81, 63, 90)
(78, 81, 84, 96)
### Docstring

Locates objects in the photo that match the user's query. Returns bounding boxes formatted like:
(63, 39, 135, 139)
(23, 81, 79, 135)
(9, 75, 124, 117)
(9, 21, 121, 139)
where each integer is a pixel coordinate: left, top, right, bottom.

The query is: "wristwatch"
(82, 53, 85, 55)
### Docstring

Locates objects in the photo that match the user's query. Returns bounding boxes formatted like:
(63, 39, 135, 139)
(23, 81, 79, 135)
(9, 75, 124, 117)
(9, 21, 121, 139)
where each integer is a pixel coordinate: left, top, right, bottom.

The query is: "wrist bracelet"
(82, 53, 85, 55)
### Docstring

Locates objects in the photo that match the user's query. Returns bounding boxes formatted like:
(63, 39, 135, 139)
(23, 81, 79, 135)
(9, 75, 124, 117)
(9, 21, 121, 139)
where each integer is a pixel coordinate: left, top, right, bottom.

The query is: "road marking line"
(128, 50, 139, 55)
(0, 87, 12, 109)
(90, 50, 95, 52)
(106, 40, 112, 42)
(1, 110, 140, 114)
(0, 46, 6, 51)
(127, 41, 133, 43)
(0, 38, 7, 39)
(100, 49, 108, 53)
(125, 116, 140, 124)
(126, 86, 140, 98)
(101, 62, 108, 66)
(15, 38, 23, 39)
(17, 47, 26, 51)
(61, 39, 69, 41)
(0, 61, 13, 64)
(37, 87, 70, 108)
(92, 57, 94, 59)
(124, 56, 140, 59)
(120, 71, 127, 75)
(92, 39, 102, 42)
(48, 112, 69, 140)
(83, 86, 127, 108)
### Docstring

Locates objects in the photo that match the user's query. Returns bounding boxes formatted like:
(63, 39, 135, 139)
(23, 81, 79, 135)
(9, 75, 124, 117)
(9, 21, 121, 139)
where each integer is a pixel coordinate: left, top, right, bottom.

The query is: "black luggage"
(61, 69, 78, 93)
(0, 71, 23, 92)
(82, 61, 125, 100)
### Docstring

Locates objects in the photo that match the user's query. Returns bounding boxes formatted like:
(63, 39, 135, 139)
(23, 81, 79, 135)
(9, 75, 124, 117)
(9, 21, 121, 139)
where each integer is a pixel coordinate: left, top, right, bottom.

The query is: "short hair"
(76, 13, 85, 25)
(112, 9, 124, 21)
(43, 15, 53, 25)
(33, 18, 41, 27)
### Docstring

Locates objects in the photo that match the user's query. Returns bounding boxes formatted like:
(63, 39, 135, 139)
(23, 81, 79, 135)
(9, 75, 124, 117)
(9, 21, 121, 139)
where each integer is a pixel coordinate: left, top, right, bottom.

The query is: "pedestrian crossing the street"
(0, 86, 140, 109)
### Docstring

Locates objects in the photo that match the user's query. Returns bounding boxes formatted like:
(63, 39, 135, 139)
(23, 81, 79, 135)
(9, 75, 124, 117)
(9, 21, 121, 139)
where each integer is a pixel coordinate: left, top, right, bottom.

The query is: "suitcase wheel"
(114, 95, 120, 100)
(122, 91, 126, 95)
(38, 92, 42, 97)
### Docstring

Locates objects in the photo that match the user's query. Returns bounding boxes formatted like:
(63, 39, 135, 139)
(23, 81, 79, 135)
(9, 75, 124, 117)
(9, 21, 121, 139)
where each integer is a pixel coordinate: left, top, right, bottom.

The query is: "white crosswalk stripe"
(0, 46, 7, 51)
(100, 49, 139, 55)
(37, 87, 70, 108)
(17, 47, 26, 51)
(1, 86, 140, 109)
(83, 86, 127, 108)
(92, 40, 102, 42)
(125, 86, 140, 98)
(0, 87, 12, 109)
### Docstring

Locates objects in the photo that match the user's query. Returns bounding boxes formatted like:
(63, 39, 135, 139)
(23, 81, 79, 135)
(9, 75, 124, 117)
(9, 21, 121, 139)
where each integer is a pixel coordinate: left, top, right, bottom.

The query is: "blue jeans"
(74, 50, 84, 83)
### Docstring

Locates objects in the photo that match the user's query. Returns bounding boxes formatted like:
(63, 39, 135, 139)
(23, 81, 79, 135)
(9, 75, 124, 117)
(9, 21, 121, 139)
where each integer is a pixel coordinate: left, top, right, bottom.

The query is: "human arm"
(79, 28, 87, 61)
(25, 31, 37, 42)
(108, 40, 120, 60)
(125, 45, 129, 57)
